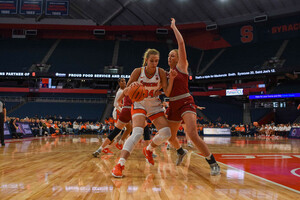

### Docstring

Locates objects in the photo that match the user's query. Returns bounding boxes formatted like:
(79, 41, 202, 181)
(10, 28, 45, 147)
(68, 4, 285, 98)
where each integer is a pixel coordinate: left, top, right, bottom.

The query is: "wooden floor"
(0, 135, 299, 200)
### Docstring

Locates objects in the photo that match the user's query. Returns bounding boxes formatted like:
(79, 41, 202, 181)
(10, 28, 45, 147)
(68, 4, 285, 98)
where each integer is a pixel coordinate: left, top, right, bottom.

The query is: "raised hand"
(197, 106, 206, 110)
(170, 18, 176, 29)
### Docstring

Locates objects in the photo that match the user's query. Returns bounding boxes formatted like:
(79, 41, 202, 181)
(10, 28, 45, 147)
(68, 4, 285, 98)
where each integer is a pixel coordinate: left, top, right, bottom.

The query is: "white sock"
(118, 158, 126, 166)
(96, 147, 103, 152)
(146, 144, 154, 152)
(205, 153, 212, 160)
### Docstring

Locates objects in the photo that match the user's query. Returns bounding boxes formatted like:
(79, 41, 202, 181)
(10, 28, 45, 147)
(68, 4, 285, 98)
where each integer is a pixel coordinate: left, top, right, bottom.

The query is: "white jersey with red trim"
(137, 67, 161, 101)
(113, 88, 124, 112)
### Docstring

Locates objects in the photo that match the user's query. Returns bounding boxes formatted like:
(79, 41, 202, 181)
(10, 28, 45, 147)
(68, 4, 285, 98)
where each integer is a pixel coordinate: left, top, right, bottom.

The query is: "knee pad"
(152, 127, 171, 146)
(123, 127, 144, 153)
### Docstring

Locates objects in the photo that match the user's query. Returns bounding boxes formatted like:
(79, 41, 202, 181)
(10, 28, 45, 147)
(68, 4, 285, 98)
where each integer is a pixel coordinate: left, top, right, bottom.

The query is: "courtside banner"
(16, 122, 32, 135)
(4, 122, 10, 136)
(0, 0, 17, 14)
(203, 128, 231, 136)
(45, 0, 69, 16)
(289, 128, 300, 138)
(19, 0, 42, 15)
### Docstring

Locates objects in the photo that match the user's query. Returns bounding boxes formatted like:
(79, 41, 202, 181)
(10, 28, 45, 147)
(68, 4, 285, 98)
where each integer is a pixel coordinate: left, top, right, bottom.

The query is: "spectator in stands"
(249, 124, 258, 137)
(61, 122, 67, 135)
(10, 118, 22, 139)
(0, 99, 6, 146)
(41, 119, 49, 136)
(30, 118, 39, 137)
(259, 124, 266, 136)
(284, 124, 291, 136)
(239, 125, 245, 136)
(73, 121, 80, 135)
(67, 121, 73, 134)
(80, 122, 86, 134)
(230, 125, 237, 136)
(244, 124, 250, 136)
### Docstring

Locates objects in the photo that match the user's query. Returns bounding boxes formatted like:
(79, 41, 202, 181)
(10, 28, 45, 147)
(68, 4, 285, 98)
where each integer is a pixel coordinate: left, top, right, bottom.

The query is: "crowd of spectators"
(5, 116, 117, 137)
(4, 115, 299, 140)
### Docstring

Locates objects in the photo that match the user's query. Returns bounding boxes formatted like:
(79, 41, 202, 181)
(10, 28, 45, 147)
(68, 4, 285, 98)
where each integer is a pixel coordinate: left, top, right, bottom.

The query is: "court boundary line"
(192, 152, 300, 194)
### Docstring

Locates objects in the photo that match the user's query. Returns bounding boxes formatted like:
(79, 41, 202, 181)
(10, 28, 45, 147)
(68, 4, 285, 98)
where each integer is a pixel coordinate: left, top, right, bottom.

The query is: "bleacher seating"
(195, 48, 220, 74)
(118, 41, 170, 74)
(203, 40, 283, 75)
(270, 81, 300, 94)
(0, 39, 54, 71)
(282, 37, 300, 69)
(0, 92, 28, 97)
(10, 102, 106, 120)
(275, 107, 299, 124)
(194, 96, 243, 124)
(4, 102, 20, 111)
(185, 46, 202, 75)
(250, 108, 272, 122)
(37, 93, 107, 99)
(48, 39, 114, 73)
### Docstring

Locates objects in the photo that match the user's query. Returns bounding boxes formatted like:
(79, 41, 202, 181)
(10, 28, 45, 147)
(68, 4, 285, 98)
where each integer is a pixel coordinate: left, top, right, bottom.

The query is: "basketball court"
(0, 135, 299, 199)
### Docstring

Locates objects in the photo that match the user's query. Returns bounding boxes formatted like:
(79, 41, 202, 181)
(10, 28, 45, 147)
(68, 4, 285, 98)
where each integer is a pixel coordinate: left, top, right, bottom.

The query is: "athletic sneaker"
(176, 149, 188, 166)
(143, 147, 154, 165)
(112, 163, 124, 178)
(102, 148, 113, 154)
(166, 143, 170, 150)
(210, 163, 221, 176)
(92, 151, 100, 157)
(187, 142, 193, 148)
(115, 143, 123, 150)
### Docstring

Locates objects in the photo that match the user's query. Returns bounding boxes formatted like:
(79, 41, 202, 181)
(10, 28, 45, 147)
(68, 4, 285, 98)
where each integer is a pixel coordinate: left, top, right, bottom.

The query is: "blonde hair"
(142, 48, 160, 66)
(171, 49, 178, 56)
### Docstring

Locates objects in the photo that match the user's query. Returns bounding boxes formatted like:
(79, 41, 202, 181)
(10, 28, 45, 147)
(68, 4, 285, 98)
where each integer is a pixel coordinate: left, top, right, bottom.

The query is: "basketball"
(127, 83, 145, 102)
(253, 122, 259, 126)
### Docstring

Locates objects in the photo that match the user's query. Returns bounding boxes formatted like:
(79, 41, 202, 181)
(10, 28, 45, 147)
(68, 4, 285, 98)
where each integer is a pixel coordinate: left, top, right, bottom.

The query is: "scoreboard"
(0, 0, 69, 15)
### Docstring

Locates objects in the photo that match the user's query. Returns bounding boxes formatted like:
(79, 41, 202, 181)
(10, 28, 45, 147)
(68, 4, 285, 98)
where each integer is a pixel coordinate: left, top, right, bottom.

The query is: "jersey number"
(144, 89, 154, 98)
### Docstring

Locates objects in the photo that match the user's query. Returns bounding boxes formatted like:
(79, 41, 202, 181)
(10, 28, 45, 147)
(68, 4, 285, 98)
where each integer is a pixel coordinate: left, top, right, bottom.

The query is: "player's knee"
(160, 127, 171, 140)
(153, 127, 171, 145)
(169, 130, 177, 140)
(122, 127, 143, 153)
(185, 125, 197, 135)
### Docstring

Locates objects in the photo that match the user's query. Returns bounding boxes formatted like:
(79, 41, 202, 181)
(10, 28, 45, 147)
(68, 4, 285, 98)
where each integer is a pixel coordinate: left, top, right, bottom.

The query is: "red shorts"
(118, 108, 132, 124)
(167, 96, 196, 122)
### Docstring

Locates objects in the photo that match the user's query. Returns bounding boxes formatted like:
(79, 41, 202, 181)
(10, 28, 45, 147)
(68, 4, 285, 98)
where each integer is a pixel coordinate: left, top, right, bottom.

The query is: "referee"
(0, 99, 6, 146)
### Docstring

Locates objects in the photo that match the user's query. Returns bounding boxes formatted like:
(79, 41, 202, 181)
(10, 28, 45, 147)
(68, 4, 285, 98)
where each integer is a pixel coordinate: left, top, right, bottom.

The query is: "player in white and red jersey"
(167, 18, 220, 176)
(112, 48, 177, 178)
(112, 78, 126, 123)
(92, 78, 133, 156)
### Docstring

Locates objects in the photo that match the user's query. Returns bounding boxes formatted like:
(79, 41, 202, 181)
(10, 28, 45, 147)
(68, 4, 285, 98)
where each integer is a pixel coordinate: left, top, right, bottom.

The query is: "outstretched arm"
(196, 106, 206, 110)
(170, 18, 188, 73)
